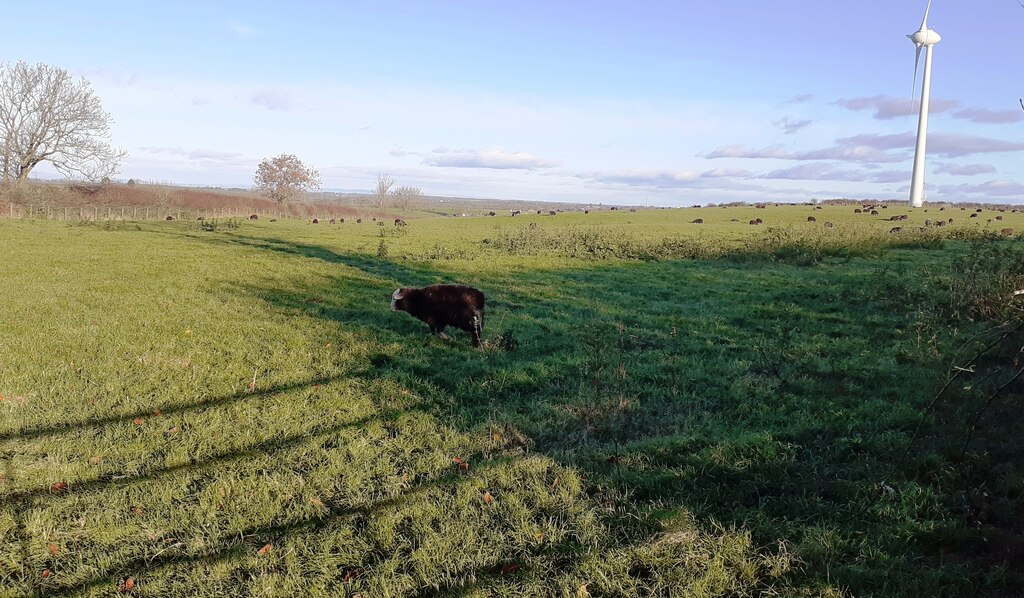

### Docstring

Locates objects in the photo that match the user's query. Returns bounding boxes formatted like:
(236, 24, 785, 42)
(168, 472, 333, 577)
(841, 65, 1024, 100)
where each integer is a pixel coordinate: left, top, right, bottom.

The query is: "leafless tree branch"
(0, 61, 125, 184)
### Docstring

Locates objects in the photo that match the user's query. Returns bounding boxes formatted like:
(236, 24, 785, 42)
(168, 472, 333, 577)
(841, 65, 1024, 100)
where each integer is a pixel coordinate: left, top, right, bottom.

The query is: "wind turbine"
(907, 0, 941, 208)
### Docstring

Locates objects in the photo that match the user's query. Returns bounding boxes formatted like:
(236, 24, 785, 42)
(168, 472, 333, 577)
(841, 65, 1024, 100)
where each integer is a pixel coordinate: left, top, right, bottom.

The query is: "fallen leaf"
(166, 426, 180, 435)
(88, 456, 103, 465)
(459, 462, 470, 473)
(47, 543, 58, 555)
(342, 569, 362, 582)
(452, 457, 464, 464)
(130, 506, 144, 515)
(49, 482, 68, 495)
(500, 563, 521, 575)
(490, 431, 503, 442)
(41, 569, 52, 578)
(482, 491, 494, 505)
(310, 497, 326, 509)
(184, 329, 192, 335)
(535, 531, 545, 542)
(257, 543, 272, 556)
(152, 409, 161, 417)
(578, 583, 590, 597)
(132, 417, 144, 426)
(118, 577, 136, 592)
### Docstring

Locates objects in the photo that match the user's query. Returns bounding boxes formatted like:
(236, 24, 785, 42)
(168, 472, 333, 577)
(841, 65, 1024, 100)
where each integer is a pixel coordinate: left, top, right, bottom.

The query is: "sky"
(3, 0, 1023, 205)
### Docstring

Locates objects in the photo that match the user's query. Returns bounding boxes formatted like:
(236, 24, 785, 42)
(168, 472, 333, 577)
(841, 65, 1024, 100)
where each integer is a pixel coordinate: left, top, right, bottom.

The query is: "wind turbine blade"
(911, 45, 922, 115)
(920, 0, 932, 31)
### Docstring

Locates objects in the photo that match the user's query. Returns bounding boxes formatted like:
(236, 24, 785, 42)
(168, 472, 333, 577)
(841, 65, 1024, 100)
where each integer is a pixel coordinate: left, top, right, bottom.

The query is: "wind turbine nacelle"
(908, 29, 941, 46)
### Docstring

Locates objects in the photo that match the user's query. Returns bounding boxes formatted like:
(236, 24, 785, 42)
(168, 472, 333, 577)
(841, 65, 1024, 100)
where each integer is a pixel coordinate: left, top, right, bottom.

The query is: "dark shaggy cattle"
(807, 216, 816, 222)
(391, 284, 485, 347)
(312, 218, 319, 224)
(692, 218, 703, 224)
(1001, 228, 1015, 236)
(395, 218, 407, 226)
(249, 214, 258, 220)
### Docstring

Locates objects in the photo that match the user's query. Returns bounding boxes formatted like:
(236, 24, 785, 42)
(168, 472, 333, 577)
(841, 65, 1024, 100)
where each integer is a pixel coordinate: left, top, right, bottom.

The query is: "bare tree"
(253, 153, 321, 203)
(375, 173, 395, 209)
(0, 61, 126, 185)
(392, 185, 422, 211)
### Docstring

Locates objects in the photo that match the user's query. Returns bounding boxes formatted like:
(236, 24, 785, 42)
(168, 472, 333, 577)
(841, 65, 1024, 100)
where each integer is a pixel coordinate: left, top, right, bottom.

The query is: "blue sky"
(3, 1, 1023, 205)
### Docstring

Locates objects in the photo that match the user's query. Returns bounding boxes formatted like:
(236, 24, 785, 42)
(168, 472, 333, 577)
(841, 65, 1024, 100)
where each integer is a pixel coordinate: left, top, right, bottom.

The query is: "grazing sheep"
(377, 221, 385, 226)
(871, 210, 879, 216)
(996, 215, 1004, 221)
(330, 218, 336, 224)
(948, 218, 954, 224)
(890, 227, 902, 233)
(312, 218, 319, 224)
(970, 213, 978, 218)
(807, 216, 816, 222)
(356, 218, 362, 223)
(854, 209, 862, 214)
(1001, 228, 1014, 236)
(488, 211, 496, 216)
(824, 222, 834, 228)
(391, 284, 485, 347)
(549, 210, 557, 216)
(249, 214, 258, 220)
(935, 220, 945, 227)
(511, 210, 521, 216)
(692, 218, 704, 224)
(395, 218, 407, 226)
(165, 215, 175, 221)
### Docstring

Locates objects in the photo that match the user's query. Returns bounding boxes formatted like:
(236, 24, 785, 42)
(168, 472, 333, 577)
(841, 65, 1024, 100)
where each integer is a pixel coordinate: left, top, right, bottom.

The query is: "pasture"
(1, 203, 1023, 597)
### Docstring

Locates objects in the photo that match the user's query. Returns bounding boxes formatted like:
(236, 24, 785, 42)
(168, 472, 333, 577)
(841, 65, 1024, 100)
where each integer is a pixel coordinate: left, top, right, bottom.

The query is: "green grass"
(1, 204, 1023, 597)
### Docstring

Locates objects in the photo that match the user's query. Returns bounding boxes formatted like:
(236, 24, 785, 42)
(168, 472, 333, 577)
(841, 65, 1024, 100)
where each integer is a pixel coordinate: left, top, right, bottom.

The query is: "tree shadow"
(6, 231, 998, 596)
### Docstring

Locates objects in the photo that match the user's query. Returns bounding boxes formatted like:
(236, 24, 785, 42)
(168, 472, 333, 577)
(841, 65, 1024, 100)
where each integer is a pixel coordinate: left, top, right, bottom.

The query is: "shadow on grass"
(8, 231, 1018, 596)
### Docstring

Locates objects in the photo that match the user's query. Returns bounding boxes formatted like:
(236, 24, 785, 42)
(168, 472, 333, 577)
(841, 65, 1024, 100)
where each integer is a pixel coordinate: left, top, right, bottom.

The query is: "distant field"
(2, 204, 1023, 596)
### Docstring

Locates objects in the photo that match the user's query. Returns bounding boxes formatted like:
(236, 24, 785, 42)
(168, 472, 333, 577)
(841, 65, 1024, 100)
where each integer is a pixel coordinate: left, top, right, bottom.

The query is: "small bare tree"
(253, 153, 321, 203)
(392, 186, 422, 211)
(375, 173, 394, 209)
(0, 61, 126, 185)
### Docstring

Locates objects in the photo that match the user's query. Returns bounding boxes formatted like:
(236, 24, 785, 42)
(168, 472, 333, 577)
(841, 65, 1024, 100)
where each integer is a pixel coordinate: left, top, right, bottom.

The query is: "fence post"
(133, 207, 137, 220)
(94, 207, 98, 221)
(63, 207, 67, 221)
(121, 207, 125, 220)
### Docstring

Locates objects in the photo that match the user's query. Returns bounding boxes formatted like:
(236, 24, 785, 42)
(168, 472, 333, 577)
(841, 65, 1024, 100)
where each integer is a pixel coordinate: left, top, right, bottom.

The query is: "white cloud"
(423, 147, 561, 170)
(227, 21, 263, 38)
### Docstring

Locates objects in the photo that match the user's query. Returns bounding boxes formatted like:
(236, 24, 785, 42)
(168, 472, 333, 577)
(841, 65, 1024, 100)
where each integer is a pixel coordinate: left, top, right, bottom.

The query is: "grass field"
(2, 203, 1023, 597)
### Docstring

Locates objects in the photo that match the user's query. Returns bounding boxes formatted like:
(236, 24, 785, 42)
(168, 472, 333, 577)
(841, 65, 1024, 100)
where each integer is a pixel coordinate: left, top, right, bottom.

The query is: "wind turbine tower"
(908, 0, 941, 208)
